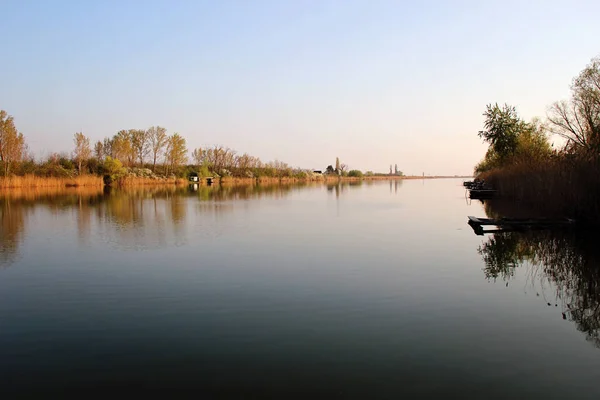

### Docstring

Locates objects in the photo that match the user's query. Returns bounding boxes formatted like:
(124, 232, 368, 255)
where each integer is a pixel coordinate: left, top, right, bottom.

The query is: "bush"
(58, 157, 75, 171)
(294, 170, 308, 179)
(86, 157, 101, 175)
(199, 165, 212, 177)
(103, 157, 126, 185)
(348, 170, 363, 178)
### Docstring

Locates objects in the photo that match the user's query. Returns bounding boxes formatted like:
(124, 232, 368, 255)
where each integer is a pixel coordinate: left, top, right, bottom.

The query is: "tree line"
(0, 119, 322, 179)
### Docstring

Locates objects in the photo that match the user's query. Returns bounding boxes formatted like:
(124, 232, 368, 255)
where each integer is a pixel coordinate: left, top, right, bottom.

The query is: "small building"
(188, 172, 199, 182)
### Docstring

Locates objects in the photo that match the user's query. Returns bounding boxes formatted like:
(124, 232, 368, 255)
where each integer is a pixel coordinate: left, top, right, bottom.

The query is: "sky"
(1, 0, 600, 175)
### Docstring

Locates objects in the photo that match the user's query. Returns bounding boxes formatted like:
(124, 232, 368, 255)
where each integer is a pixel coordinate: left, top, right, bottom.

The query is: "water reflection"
(389, 179, 403, 194)
(0, 183, 312, 267)
(478, 202, 600, 347)
(0, 197, 26, 267)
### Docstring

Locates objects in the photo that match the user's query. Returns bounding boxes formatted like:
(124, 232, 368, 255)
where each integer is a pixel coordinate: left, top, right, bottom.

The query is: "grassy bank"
(479, 157, 600, 223)
(0, 175, 103, 189)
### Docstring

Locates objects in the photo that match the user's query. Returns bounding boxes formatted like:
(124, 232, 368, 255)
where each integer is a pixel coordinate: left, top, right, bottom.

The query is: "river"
(1, 179, 599, 398)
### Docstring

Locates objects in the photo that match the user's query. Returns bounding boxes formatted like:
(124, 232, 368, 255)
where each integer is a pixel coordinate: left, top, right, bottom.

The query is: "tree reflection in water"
(478, 202, 600, 347)
(0, 183, 309, 267)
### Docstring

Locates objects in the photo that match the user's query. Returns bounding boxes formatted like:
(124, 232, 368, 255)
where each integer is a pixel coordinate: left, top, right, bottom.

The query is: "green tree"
(102, 156, 126, 185)
(112, 130, 134, 166)
(475, 117, 551, 174)
(478, 103, 525, 161)
(515, 117, 552, 160)
(73, 132, 91, 173)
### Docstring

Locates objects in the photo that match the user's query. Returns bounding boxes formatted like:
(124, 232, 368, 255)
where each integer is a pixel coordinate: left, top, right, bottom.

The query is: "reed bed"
(0, 175, 191, 189)
(0, 175, 103, 189)
(479, 157, 600, 223)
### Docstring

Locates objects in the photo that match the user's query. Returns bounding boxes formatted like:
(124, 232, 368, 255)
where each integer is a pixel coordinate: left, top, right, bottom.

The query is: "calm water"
(1, 179, 600, 398)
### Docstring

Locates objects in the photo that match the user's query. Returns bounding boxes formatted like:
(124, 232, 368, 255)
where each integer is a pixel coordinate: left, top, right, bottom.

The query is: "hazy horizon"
(2, 0, 599, 175)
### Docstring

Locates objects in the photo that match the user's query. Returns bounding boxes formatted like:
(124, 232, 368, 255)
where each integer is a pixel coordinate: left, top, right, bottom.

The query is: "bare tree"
(94, 140, 104, 160)
(0, 110, 26, 176)
(112, 130, 134, 167)
(547, 56, 600, 153)
(191, 147, 204, 169)
(548, 100, 593, 151)
(73, 132, 91, 173)
(103, 137, 113, 158)
(148, 126, 168, 172)
(164, 133, 187, 176)
(130, 129, 149, 167)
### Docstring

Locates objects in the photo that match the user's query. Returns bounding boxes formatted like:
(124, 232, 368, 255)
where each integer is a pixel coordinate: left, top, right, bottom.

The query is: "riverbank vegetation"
(474, 55, 600, 222)
(1, 112, 397, 188)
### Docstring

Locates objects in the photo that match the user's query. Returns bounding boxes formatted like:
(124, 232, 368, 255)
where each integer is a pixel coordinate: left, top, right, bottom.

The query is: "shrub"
(348, 170, 363, 178)
(199, 165, 211, 177)
(103, 157, 126, 186)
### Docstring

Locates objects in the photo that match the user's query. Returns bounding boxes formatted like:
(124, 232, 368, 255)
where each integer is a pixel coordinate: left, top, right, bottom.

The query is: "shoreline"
(0, 174, 472, 189)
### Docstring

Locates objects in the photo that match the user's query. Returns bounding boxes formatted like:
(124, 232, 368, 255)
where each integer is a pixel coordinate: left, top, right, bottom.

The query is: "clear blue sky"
(2, 0, 599, 175)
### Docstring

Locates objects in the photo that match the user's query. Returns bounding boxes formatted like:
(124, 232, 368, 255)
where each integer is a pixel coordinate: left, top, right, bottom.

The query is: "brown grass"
(0, 174, 103, 189)
(0, 174, 191, 189)
(0, 173, 467, 191)
(479, 156, 600, 223)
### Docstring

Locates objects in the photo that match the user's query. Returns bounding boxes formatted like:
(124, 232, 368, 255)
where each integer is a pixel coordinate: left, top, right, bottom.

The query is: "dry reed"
(0, 175, 103, 189)
(479, 156, 600, 223)
(0, 174, 191, 189)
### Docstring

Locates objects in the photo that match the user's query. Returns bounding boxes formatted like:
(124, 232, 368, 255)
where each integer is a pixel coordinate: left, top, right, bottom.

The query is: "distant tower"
(395, 164, 398, 175)
(389, 165, 392, 175)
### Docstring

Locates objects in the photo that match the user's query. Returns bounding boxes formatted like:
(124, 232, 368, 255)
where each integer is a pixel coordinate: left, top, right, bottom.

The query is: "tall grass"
(0, 174, 192, 189)
(479, 156, 600, 223)
(0, 174, 103, 189)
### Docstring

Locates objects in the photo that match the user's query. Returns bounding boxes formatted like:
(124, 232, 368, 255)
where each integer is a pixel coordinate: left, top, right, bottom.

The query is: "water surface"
(1, 180, 599, 398)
